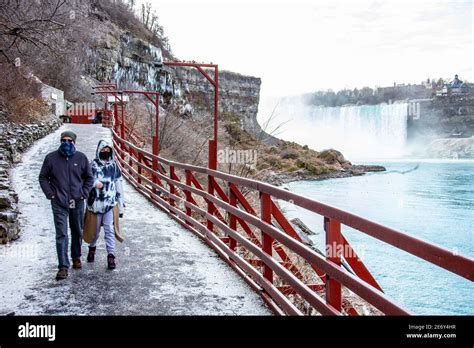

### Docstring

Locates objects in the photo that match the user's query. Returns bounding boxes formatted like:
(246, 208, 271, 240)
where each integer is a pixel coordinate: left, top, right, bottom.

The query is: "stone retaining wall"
(0, 113, 62, 243)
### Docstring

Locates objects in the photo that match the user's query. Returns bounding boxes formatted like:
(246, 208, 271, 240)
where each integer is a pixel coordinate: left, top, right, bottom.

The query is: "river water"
(279, 159, 474, 315)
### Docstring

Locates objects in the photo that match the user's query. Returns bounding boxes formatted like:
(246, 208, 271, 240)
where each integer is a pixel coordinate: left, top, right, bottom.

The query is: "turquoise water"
(279, 160, 474, 315)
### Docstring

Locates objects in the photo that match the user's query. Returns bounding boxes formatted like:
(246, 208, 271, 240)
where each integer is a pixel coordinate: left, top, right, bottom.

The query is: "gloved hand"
(119, 213, 123, 218)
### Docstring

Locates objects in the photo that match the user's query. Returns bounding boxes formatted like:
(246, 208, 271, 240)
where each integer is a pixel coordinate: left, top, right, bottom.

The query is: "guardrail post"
(185, 170, 192, 226)
(260, 192, 273, 283)
(207, 175, 214, 232)
(228, 183, 237, 251)
(118, 99, 126, 162)
(152, 135, 158, 194)
(325, 217, 342, 312)
(114, 101, 124, 162)
(137, 153, 142, 185)
(169, 165, 176, 211)
(128, 149, 133, 177)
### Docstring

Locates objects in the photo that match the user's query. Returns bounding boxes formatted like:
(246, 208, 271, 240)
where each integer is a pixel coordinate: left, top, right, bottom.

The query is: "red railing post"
(154, 94, 159, 150)
(152, 135, 159, 194)
(128, 148, 133, 177)
(169, 165, 176, 212)
(185, 170, 192, 226)
(325, 217, 342, 312)
(116, 95, 126, 163)
(207, 174, 214, 232)
(229, 183, 237, 251)
(261, 192, 273, 283)
(120, 97, 125, 140)
(137, 152, 142, 185)
(113, 97, 120, 149)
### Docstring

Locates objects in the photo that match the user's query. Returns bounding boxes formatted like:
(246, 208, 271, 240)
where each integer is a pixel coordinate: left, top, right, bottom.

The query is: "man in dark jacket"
(39, 130, 94, 280)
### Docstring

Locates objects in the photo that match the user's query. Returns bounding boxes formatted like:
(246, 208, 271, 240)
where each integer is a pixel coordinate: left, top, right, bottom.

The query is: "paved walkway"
(1, 124, 270, 315)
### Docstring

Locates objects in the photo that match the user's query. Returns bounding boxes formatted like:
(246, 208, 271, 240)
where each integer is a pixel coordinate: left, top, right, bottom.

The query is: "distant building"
(435, 74, 473, 97)
(451, 74, 462, 88)
(40, 83, 65, 117)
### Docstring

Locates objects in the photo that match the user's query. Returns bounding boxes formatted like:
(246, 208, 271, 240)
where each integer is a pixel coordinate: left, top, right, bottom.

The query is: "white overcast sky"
(138, 0, 473, 98)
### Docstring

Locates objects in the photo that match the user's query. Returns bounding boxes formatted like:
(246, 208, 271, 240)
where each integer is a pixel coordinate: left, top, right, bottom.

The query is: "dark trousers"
(51, 199, 85, 269)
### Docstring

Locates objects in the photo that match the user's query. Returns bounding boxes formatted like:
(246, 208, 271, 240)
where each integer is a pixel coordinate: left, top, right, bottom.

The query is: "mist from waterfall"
(258, 96, 409, 160)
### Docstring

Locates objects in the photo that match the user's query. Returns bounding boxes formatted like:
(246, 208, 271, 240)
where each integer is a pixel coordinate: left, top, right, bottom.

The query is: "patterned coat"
(87, 139, 125, 214)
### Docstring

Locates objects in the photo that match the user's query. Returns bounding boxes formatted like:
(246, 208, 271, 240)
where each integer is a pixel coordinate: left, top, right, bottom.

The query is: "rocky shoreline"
(0, 112, 61, 244)
(260, 164, 386, 186)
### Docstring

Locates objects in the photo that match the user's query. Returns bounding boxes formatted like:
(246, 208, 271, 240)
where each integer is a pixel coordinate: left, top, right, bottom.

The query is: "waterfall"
(260, 96, 409, 159)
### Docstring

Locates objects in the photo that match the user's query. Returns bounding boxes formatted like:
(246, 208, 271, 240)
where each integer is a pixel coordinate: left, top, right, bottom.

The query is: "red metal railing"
(110, 124, 474, 316)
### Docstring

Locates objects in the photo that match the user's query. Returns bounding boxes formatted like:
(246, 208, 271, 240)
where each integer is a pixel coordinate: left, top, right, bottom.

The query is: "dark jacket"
(39, 150, 94, 209)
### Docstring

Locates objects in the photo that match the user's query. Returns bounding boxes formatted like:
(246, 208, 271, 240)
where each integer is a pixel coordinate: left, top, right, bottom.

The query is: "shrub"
(280, 149, 299, 160)
(317, 149, 346, 164)
(0, 66, 50, 122)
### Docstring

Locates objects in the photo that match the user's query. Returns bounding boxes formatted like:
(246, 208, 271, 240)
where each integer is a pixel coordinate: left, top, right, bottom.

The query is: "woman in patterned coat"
(85, 139, 125, 269)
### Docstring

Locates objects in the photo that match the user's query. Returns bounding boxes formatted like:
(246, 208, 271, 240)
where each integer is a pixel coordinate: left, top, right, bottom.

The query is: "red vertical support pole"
(260, 192, 273, 283)
(126, 92, 132, 179)
(114, 95, 125, 163)
(185, 170, 192, 226)
(208, 65, 218, 171)
(214, 66, 218, 152)
(207, 66, 218, 233)
(169, 165, 176, 213)
(113, 96, 119, 134)
(137, 153, 142, 185)
(120, 96, 125, 141)
(128, 151, 133, 177)
(207, 141, 216, 231)
(229, 183, 237, 251)
(207, 175, 214, 233)
(325, 217, 342, 312)
(120, 94, 128, 174)
(152, 136, 158, 194)
(152, 95, 159, 194)
(155, 94, 159, 152)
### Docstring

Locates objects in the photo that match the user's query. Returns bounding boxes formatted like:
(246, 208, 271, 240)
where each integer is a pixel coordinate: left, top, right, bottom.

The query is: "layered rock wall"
(0, 112, 61, 243)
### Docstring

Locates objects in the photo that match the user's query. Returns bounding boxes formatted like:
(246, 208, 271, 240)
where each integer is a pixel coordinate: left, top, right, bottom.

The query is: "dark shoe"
(87, 246, 96, 263)
(107, 254, 116, 270)
(56, 268, 68, 280)
(72, 258, 82, 269)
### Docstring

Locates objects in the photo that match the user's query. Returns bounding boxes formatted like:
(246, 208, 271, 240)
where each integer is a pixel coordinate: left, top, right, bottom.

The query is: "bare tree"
(0, 0, 68, 64)
(138, 1, 164, 37)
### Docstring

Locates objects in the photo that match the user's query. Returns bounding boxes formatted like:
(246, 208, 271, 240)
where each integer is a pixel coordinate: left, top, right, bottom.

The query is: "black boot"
(87, 246, 96, 263)
(107, 253, 116, 270)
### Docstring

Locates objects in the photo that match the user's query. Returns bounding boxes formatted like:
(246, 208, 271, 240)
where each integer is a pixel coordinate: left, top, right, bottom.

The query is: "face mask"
(99, 151, 112, 161)
(59, 141, 76, 157)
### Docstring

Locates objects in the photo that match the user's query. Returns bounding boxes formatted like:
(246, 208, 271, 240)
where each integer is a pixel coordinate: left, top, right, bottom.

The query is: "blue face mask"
(59, 141, 76, 157)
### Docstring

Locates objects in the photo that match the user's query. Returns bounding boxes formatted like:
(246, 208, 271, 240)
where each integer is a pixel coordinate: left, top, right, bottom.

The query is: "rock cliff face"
(81, 4, 263, 139)
(177, 69, 264, 136)
(408, 97, 474, 139)
(407, 96, 474, 158)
